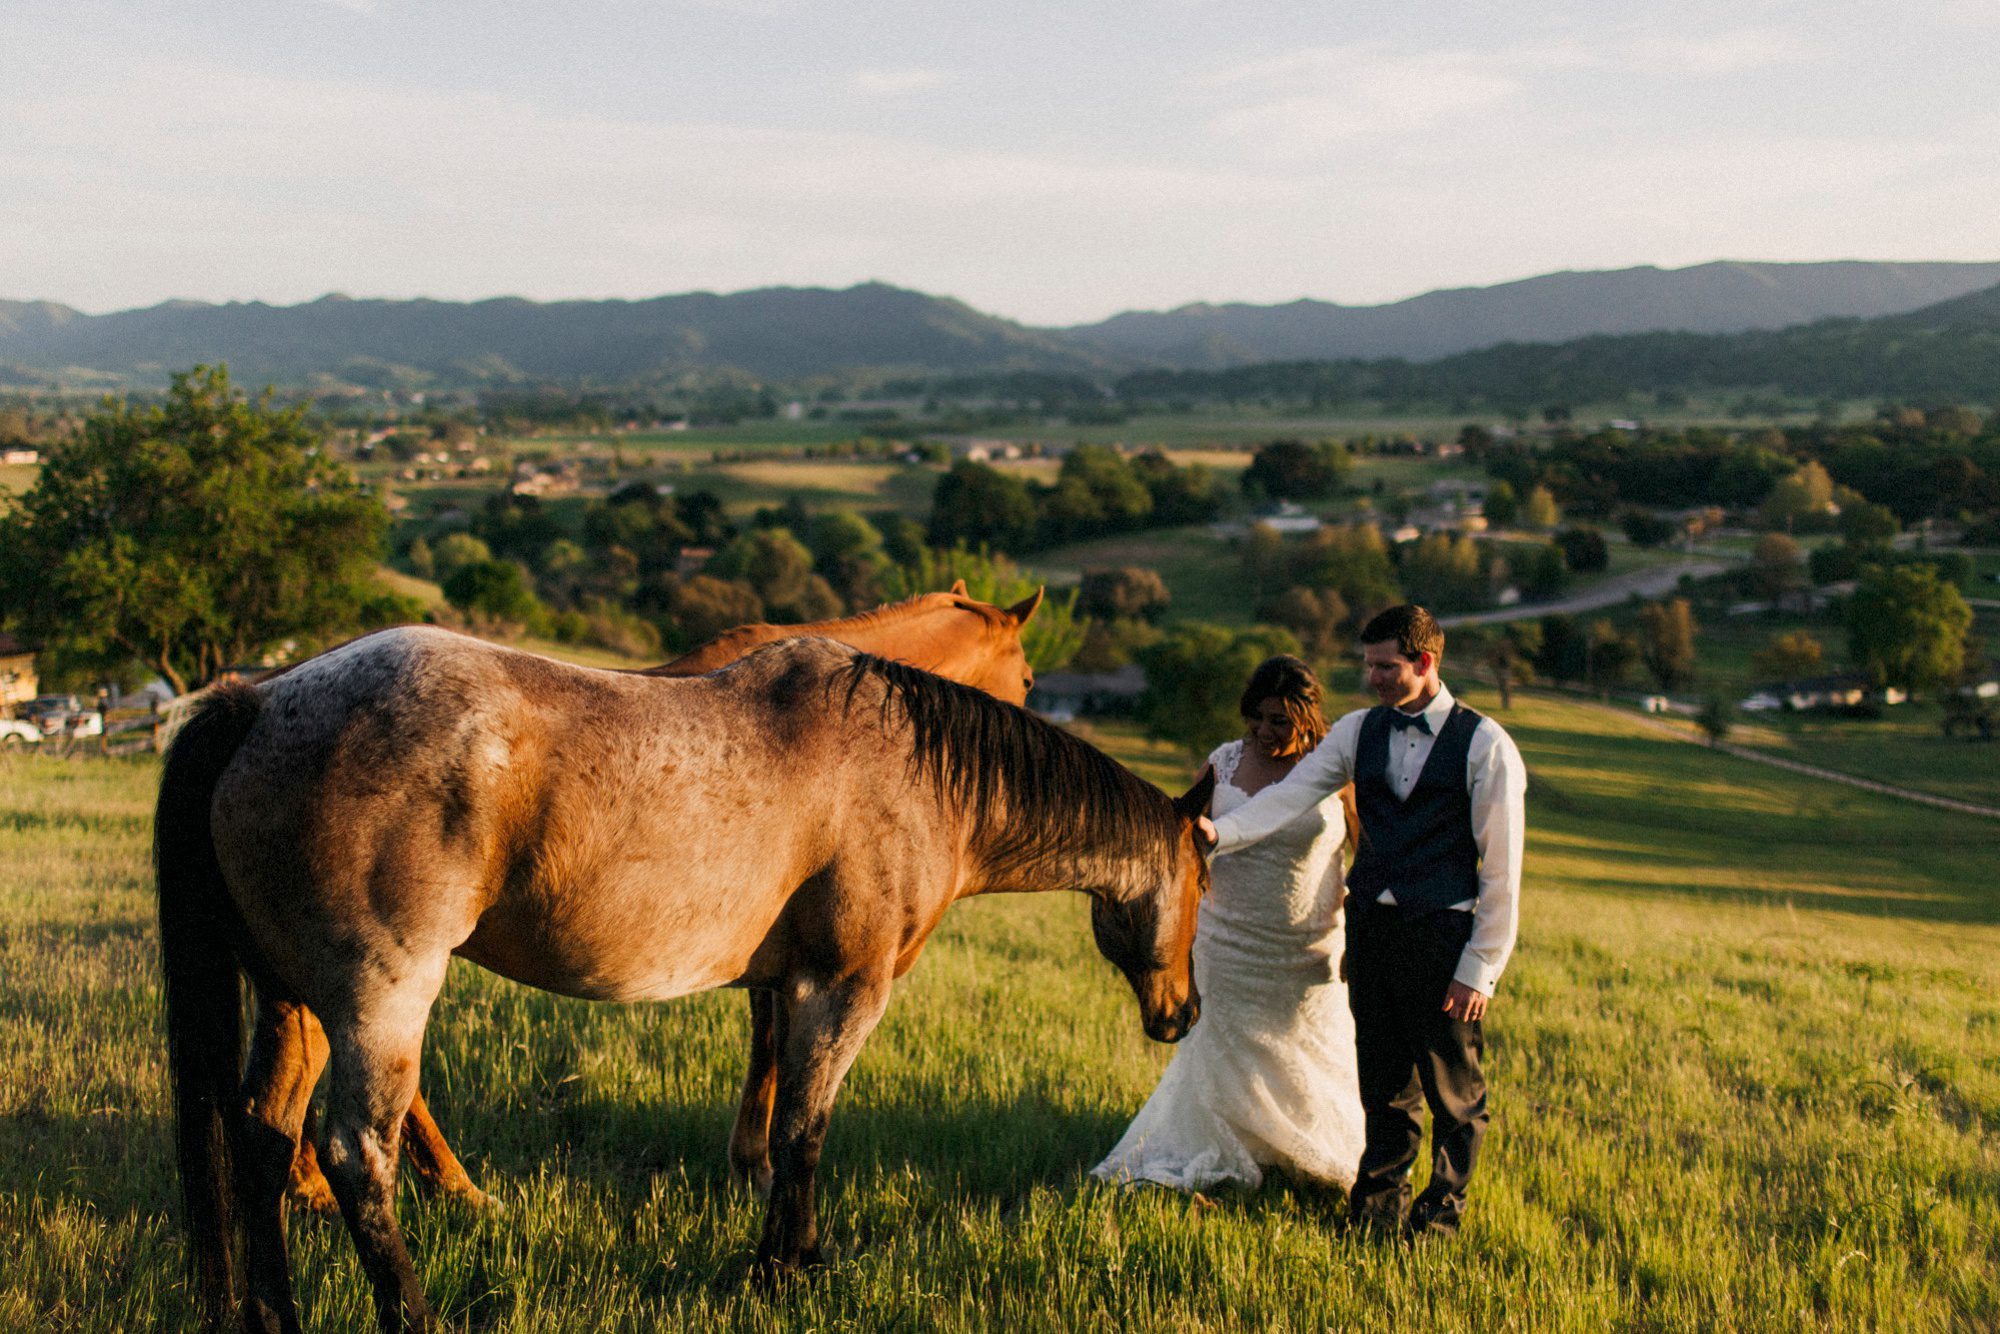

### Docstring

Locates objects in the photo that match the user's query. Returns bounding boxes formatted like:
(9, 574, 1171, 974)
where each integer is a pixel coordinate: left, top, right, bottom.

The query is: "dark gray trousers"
(1344, 905, 1488, 1230)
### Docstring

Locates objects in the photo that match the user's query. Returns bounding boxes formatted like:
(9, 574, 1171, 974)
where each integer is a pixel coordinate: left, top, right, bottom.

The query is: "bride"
(1092, 655, 1364, 1193)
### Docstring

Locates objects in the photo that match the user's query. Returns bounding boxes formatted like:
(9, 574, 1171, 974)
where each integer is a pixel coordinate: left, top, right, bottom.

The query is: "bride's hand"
(1194, 815, 1218, 850)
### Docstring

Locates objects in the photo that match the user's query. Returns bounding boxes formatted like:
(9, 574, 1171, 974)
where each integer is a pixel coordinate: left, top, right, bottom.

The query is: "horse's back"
(211, 629, 922, 1007)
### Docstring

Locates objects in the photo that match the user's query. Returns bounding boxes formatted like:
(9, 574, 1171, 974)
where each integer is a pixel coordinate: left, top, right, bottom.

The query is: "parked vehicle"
(65, 711, 103, 739)
(26, 694, 80, 735)
(0, 718, 41, 747)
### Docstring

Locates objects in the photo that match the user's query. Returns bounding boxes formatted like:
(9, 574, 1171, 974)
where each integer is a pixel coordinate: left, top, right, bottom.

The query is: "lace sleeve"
(1206, 739, 1242, 791)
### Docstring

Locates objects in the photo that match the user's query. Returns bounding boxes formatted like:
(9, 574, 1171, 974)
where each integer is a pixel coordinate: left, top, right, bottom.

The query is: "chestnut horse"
(279, 582, 1047, 1213)
(158, 628, 1210, 1332)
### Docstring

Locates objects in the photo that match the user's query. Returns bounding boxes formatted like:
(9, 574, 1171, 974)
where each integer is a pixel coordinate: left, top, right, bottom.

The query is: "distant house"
(1029, 664, 1147, 721)
(957, 439, 1024, 463)
(1958, 661, 2000, 700)
(1255, 502, 1323, 535)
(0, 447, 40, 466)
(674, 547, 715, 578)
(0, 633, 37, 710)
(1745, 673, 1908, 712)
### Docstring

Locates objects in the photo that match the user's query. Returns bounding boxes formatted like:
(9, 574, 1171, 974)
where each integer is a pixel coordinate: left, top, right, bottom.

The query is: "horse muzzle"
(1143, 995, 1199, 1044)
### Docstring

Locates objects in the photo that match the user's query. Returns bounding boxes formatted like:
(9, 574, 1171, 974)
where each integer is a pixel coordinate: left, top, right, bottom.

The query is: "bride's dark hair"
(1238, 655, 1327, 760)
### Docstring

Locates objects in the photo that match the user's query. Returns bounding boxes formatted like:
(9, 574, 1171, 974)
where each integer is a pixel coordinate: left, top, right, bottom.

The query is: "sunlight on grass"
(3, 686, 1998, 1330)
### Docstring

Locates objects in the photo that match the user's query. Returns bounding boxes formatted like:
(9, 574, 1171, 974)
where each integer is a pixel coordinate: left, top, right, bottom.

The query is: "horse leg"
(318, 987, 443, 1334)
(400, 1089, 497, 1210)
(755, 971, 892, 1276)
(728, 988, 784, 1198)
(234, 995, 325, 1334)
(270, 1006, 339, 1217)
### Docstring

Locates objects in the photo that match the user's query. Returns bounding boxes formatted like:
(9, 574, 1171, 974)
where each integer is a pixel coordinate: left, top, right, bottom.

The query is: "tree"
(1256, 585, 1347, 661)
(1472, 621, 1541, 709)
(1518, 542, 1570, 599)
(1240, 439, 1349, 502)
(1585, 619, 1639, 696)
(667, 574, 764, 647)
(0, 365, 398, 694)
(1696, 695, 1733, 747)
(1135, 622, 1303, 757)
(928, 460, 1036, 552)
(1522, 484, 1561, 532)
(706, 527, 841, 623)
(1749, 533, 1807, 603)
(1758, 461, 1834, 532)
(1399, 532, 1485, 611)
(1846, 564, 1973, 693)
(1751, 630, 1824, 683)
(1638, 598, 1699, 691)
(443, 560, 546, 630)
(1534, 614, 1588, 686)
(1555, 526, 1609, 574)
(1484, 481, 1520, 528)
(1620, 510, 1678, 548)
(1838, 500, 1900, 548)
(1078, 567, 1171, 623)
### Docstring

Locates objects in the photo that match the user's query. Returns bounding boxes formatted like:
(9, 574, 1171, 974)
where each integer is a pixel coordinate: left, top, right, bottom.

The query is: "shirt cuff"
(1453, 948, 1504, 997)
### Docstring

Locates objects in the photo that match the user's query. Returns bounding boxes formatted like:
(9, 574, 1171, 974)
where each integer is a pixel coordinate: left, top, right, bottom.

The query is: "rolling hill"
(1061, 261, 2000, 367)
(4, 260, 1999, 391)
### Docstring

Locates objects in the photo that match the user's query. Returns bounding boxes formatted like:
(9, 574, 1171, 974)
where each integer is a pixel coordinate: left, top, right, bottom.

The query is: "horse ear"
(1173, 764, 1216, 821)
(1007, 586, 1045, 626)
(949, 579, 968, 596)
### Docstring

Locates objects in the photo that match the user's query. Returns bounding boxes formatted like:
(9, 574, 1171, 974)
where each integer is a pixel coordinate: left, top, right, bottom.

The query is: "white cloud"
(850, 67, 949, 96)
(1632, 28, 1815, 77)
(1203, 47, 1521, 158)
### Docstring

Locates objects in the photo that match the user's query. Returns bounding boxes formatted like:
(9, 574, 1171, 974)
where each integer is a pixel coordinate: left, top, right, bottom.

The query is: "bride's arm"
(1209, 710, 1365, 854)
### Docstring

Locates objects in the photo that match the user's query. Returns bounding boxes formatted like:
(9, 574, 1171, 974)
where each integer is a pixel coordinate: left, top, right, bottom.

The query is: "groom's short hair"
(1360, 604, 1443, 665)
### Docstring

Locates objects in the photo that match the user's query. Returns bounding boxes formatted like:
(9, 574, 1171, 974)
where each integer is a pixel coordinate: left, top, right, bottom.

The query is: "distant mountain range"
(1061, 261, 2000, 367)
(2, 260, 1999, 392)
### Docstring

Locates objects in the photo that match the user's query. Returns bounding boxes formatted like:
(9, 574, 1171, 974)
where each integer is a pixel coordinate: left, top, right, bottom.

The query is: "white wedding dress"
(1091, 739, 1365, 1192)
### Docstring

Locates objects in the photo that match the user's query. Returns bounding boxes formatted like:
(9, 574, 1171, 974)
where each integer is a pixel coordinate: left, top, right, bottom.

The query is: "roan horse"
(279, 581, 1047, 1212)
(158, 627, 1211, 1332)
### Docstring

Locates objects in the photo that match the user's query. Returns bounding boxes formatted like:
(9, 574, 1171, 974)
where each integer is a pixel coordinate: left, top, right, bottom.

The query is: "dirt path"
(1439, 559, 1735, 628)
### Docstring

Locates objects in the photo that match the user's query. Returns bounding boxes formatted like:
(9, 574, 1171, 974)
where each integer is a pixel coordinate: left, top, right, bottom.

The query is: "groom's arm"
(1205, 710, 1365, 854)
(1448, 721, 1528, 1014)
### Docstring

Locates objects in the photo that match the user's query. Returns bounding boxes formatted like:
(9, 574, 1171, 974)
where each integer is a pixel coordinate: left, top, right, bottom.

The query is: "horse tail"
(154, 681, 262, 1325)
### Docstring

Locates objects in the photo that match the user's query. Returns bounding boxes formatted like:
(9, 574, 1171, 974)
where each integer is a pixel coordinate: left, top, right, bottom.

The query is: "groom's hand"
(1442, 981, 1488, 1023)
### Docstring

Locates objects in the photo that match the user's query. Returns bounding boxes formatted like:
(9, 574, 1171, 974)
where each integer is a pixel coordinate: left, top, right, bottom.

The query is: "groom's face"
(1363, 640, 1432, 710)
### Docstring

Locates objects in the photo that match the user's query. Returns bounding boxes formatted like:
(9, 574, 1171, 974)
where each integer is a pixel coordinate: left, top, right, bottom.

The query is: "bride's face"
(1244, 697, 1296, 760)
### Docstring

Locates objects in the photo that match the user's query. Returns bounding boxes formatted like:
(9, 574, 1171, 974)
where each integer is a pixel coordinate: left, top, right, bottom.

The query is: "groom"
(1197, 605, 1526, 1236)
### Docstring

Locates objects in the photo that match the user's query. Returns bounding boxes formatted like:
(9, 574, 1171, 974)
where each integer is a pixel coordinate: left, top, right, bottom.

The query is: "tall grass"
(1, 687, 1995, 1330)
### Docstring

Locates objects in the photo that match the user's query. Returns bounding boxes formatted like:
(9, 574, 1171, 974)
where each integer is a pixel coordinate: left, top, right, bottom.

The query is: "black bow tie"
(1387, 709, 1433, 735)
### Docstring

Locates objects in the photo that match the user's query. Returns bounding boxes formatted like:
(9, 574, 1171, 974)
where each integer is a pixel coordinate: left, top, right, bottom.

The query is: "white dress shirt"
(1209, 683, 1527, 996)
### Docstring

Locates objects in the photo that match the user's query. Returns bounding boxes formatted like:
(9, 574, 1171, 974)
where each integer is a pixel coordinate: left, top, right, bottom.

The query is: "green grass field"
(3, 683, 1997, 1331)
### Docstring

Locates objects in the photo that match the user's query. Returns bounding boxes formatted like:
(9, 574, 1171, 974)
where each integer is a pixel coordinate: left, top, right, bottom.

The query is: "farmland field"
(4, 684, 1997, 1331)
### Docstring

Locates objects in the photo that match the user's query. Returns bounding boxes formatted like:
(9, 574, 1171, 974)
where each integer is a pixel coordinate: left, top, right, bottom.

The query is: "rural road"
(1575, 696, 2000, 822)
(1440, 558, 1735, 628)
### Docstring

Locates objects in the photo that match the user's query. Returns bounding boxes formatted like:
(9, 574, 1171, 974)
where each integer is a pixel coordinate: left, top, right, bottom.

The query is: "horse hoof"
(443, 1182, 504, 1214)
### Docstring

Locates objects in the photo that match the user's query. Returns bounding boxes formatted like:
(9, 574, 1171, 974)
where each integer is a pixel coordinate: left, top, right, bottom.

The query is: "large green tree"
(0, 365, 400, 693)
(1846, 564, 1973, 692)
(1135, 621, 1303, 757)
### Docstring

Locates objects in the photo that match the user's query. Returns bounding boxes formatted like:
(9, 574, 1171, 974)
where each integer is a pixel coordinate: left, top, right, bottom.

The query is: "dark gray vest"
(1348, 702, 1484, 922)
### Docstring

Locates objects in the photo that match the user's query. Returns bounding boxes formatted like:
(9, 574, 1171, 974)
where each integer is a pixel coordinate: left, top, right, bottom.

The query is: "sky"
(4, 1, 1997, 326)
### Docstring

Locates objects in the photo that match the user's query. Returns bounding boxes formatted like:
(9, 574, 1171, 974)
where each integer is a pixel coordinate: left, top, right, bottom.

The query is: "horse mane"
(825, 590, 1000, 635)
(835, 652, 1180, 894)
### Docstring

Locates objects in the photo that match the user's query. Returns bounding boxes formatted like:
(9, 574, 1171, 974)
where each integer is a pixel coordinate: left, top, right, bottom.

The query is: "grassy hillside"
(3, 686, 1996, 1330)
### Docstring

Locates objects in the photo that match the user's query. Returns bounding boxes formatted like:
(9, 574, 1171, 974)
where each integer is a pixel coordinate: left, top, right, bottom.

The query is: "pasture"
(3, 686, 1997, 1331)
